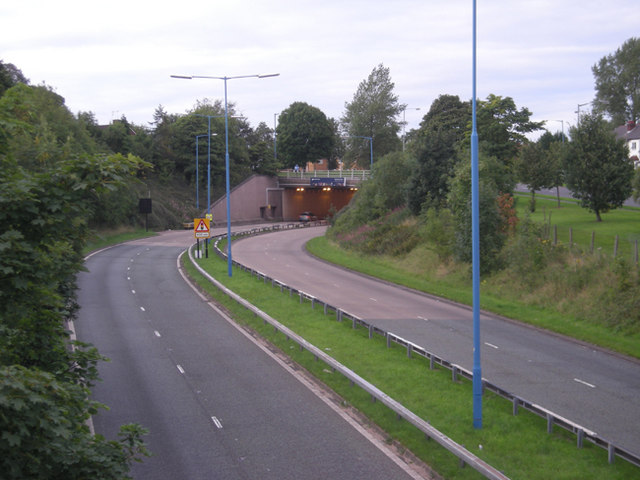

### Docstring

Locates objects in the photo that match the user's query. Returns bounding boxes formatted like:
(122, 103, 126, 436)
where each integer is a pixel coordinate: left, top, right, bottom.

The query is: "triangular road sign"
(194, 218, 210, 238)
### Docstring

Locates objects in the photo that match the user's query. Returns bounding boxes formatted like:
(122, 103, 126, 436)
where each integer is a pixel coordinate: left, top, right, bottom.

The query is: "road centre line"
(417, 315, 429, 321)
(176, 365, 185, 374)
(484, 342, 499, 349)
(574, 378, 596, 388)
(211, 416, 223, 429)
(369, 297, 378, 302)
(154, 330, 161, 337)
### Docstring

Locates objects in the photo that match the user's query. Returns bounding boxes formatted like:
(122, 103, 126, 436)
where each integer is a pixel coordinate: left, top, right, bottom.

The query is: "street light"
(351, 135, 373, 169)
(172, 73, 280, 277)
(195, 132, 217, 212)
(471, 0, 482, 429)
(402, 107, 421, 151)
(576, 102, 591, 125)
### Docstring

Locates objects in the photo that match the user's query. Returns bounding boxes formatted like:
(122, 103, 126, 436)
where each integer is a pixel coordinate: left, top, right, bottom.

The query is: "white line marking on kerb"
(176, 365, 185, 374)
(574, 378, 596, 388)
(211, 416, 223, 429)
(484, 342, 499, 349)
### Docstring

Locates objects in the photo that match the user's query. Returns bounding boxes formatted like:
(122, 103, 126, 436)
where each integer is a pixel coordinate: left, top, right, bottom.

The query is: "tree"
(0, 60, 28, 97)
(407, 94, 470, 214)
(276, 102, 335, 169)
(1, 366, 149, 480)
(564, 113, 634, 221)
(475, 94, 544, 169)
(247, 121, 279, 175)
(592, 37, 640, 126)
(515, 138, 562, 212)
(341, 64, 403, 167)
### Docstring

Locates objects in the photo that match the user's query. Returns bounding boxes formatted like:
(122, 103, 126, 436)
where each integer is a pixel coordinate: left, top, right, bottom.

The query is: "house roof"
(614, 122, 640, 141)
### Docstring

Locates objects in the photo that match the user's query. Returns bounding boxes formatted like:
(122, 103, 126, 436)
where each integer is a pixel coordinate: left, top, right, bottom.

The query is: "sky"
(2, 1, 637, 139)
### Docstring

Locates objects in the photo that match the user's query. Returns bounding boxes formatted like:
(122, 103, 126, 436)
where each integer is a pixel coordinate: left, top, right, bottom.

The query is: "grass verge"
(84, 227, 157, 254)
(183, 246, 639, 480)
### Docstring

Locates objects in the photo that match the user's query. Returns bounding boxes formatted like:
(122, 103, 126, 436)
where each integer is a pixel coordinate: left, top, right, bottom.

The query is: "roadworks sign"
(194, 218, 210, 239)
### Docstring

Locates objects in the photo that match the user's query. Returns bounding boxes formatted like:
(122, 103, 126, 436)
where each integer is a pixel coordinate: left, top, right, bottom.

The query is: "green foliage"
(0, 366, 149, 480)
(564, 113, 634, 221)
(330, 152, 413, 235)
(592, 37, 640, 126)
(341, 64, 403, 167)
(0, 141, 150, 476)
(475, 94, 544, 167)
(407, 95, 469, 214)
(447, 156, 510, 273)
(420, 207, 455, 260)
(276, 101, 335, 169)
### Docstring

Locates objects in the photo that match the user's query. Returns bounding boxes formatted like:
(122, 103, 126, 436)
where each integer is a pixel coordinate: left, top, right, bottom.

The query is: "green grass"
(83, 227, 157, 254)
(184, 248, 640, 480)
(515, 193, 640, 260)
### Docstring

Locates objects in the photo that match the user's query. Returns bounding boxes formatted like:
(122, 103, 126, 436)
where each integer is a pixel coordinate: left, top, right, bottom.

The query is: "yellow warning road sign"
(194, 218, 210, 239)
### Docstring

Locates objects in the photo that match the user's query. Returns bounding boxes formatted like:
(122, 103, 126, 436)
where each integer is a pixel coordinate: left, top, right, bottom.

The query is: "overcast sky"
(2, 1, 637, 138)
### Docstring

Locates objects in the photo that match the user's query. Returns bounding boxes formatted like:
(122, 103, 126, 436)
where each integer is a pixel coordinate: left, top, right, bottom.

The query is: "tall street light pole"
(402, 107, 420, 151)
(273, 113, 279, 162)
(471, 0, 483, 429)
(172, 73, 280, 277)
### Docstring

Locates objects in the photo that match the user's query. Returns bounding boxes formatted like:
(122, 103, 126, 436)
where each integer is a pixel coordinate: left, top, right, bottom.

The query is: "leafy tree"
(447, 154, 507, 273)
(407, 94, 470, 214)
(341, 64, 403, 167)
(247, 121, 279, 175)
(1, 366, 149, 480)
(564, 112, 634, 221)
(592, 37, 640, 126)
(0, 60, 28, 97)
(276, 101, 335, 169)
(515, 140, 560, 211)
(475, 94, 544, 171)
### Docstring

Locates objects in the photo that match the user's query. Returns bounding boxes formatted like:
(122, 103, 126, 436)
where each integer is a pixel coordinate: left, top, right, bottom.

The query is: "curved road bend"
(232, 226, 640, 456)
(75, 229, 425, 480)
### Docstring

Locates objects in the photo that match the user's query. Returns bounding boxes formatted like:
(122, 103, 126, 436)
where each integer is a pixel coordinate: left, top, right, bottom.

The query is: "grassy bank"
(84, 227, 157, 254)
(184, 247, 639, 480)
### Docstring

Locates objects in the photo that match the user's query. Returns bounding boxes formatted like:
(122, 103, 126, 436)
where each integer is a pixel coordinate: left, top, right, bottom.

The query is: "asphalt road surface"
(75, 229, 426, 480)
(231, 226, 640, 456)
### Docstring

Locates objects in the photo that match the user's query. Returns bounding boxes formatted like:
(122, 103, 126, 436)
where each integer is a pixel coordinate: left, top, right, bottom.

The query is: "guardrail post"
(608, 443, 615, 464)
(368, 325, 373, 339)
(337, 309, 343, 322)
(386, 332, 391, 348)
(311, 298, 316, 309)
(547, 414, 554, 434)
(323, 303, 328, 315)
(512, 397, 519, 416)
(407, 343, 412, 358)
(452, 366, 458, 382)
(429, 354, 434, 370)
(299, 292, 303, 304)
(577, 429, 584, 449)
(352, 317, 357, 329)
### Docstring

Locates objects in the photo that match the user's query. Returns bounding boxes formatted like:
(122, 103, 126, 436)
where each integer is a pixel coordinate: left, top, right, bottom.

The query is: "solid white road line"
(211, 416, 223, 429)
(176, 365, 185, 375)
(574, 378, 596, 388)
(484, 342, 499, 350)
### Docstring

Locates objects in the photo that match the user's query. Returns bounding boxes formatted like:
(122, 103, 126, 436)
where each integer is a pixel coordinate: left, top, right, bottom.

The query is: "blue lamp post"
(172, 73, 279, 277)
(471, 0, 482, 429)
(195, 134, 209, 210)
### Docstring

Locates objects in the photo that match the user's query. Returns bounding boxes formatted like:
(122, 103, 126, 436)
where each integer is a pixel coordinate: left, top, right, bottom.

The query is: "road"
(75, 229, 426, 480)
(232, 226, 640, 456)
